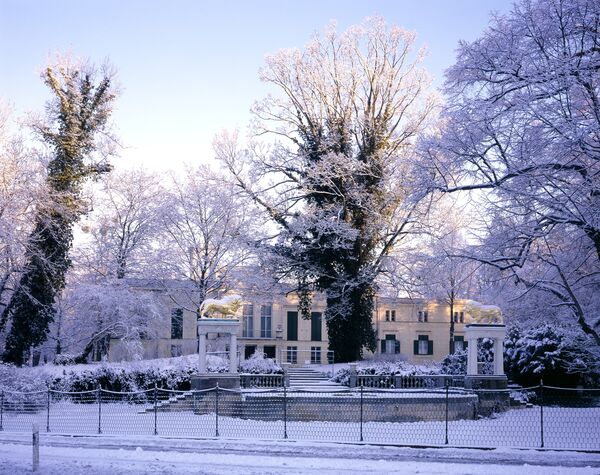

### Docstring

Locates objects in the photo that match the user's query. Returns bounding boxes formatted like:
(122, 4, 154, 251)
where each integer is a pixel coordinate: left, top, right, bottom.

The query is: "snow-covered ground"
(0, 432, 599, 474)
(1, 402, 599, 450)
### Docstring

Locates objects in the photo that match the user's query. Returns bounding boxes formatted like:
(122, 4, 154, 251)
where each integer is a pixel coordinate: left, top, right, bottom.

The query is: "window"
(242, 304, 254, 338)
(287, 311, 298, 341)
(385, 310, 396, 322)
(170, 344, 182, 357)
(414, 335, 433, 355)
(244, 345, 257, 359)
(263, 345, 276, 359)
(454, 336, 465, 352)
(171, 308, 183, 339)
(418, 310, 428, 322)
(453, 311, 464, 323)
(380, 334, 400, 354)
(286, 346, 298, 364)
(311, 312, 322, 341)
(260, 305, 272, 338)
(311, 346, 321, 364)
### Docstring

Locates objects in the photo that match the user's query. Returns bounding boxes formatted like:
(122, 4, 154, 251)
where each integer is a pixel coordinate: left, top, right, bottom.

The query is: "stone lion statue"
(464, 300, 503, 324)
(198, 294, 243, 319)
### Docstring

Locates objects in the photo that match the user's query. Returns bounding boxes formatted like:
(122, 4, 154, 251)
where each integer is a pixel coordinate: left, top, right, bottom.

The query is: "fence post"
(153, 384, 158, 436)
(46, 385, 50, 433)
(32, 423, 39, 471)
(444, 382, 449, 445)
(359, 385, 364, 442)
(215, 383, 220, 437)
(97, 386, 102, 434)
(283, 385, 288, 439)
(349, 363, 357, 388)
(0, 390, 4, 431)
(540, 379, 544, 448)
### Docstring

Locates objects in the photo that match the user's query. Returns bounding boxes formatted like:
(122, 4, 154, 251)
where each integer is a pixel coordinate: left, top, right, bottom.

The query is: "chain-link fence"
(0, 384, 598, 450)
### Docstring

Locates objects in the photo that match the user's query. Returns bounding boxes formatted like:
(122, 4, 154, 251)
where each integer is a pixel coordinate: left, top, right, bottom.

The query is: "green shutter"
(394, 340, 400, 354)
(381, 340, 386, 353)
(311, 312, 322, 341)
(428, 340, 434, 355)
(413, 340, 419, 354)
(171, 308, 183, 339)
(287, 311, 298, 341)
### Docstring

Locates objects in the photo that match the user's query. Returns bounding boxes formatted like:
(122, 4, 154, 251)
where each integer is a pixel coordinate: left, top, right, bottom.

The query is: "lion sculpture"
(198, 295, 243, 319)
(464, 300, 503, 324)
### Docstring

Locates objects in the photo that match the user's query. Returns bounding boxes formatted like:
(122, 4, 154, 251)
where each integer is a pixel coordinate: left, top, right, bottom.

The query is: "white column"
(493, 337, 504, 375)
(467, 336, 478, 375)
(229, 334, 237, 373)
(198, 332, 207, 373)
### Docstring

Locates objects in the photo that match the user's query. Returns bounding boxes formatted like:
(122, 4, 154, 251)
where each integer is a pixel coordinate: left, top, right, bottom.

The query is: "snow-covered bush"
(440, 339, 494, 375)
(440, 350, 467, 375)
(331, 361, 441, 386)
(53, 354, 79, 366)
(49, 354, 232, 392)
(0, 363, 49, 407)
(239, 351, 282, 374)
(505, 325, 600, 387)
(0, 363, 48, 393)
(0, 354, 237, 398)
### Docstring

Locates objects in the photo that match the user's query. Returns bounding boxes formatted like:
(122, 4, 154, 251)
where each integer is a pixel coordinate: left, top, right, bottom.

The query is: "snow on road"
(0, 433, 598, 475)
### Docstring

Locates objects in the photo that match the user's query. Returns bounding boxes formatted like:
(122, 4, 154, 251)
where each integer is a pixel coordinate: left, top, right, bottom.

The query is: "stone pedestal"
(194, 318, 241, 390)
(465, 324, 506, 377)
(464, 324, 508, 415)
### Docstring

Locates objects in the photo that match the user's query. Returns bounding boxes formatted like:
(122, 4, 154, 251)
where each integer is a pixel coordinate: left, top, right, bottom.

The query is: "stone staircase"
(286, 367, 342, 391)
(138, 368, 343, 412)
(507, 383, 533, 408)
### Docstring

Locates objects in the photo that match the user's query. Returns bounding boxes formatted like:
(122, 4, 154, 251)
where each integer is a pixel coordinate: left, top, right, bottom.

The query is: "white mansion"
(106, 279, 469, 365)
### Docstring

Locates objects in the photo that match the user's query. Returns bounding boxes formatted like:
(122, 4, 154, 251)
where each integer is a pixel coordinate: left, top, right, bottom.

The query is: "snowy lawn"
(1, 402, 598, 450)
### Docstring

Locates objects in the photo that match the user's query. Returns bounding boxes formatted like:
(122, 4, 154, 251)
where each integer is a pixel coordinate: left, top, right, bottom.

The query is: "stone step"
(290, 374, 327, 381)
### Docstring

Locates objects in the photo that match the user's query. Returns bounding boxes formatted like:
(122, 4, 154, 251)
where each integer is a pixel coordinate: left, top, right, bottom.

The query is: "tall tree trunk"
(326, 283, 376, 362)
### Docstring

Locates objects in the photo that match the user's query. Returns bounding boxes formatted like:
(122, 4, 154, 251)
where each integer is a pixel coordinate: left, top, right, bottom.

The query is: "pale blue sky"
(0, 0, 513, 170)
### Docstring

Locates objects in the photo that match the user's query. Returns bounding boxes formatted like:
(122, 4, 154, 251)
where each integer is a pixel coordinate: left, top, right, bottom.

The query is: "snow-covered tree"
(421, 0, 600, 345)
(408, 200, 480, 353)
(55, 280, 162, 362)
(218, 18, 437, 362)
(2, 57, 118, 365)
(75, 168, 165, 280)
(159, 166, 260, 312)
(0, 103, 45, 333)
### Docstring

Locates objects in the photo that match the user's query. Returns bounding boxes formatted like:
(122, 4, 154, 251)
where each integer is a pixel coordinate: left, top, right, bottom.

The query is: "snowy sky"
(0, 0, 512, 172)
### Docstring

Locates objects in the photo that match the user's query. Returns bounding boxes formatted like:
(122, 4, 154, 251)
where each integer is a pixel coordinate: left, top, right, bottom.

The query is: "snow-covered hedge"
(0, 353, 283, 396)
(331, 361, 441, 386)
(239, 351, 283, 374)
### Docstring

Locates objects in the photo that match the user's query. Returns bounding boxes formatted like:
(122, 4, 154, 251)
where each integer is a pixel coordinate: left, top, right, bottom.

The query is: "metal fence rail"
(0, 385, 598, 450)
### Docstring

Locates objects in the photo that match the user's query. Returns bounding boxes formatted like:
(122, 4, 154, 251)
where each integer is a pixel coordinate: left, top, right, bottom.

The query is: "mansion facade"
(107, 280, 469, 364)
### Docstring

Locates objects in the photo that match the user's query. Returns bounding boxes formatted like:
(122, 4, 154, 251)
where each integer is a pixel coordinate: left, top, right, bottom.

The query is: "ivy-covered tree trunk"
(2, 60, 116, 365)
(326, 283, 376, 362)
